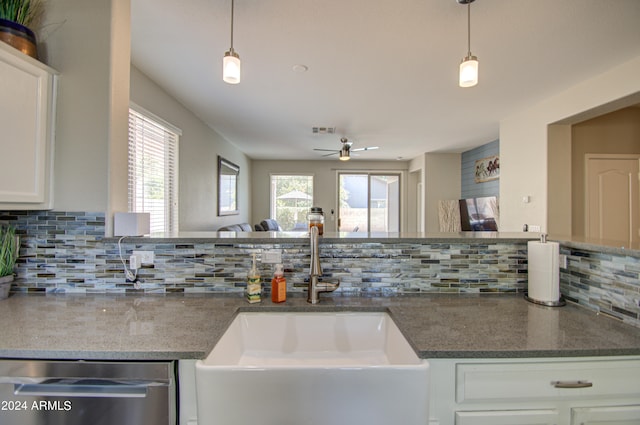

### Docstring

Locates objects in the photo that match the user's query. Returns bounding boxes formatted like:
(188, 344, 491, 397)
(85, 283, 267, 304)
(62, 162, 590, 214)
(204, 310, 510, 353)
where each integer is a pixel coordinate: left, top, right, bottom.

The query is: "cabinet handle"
(551, 380, 593, 389)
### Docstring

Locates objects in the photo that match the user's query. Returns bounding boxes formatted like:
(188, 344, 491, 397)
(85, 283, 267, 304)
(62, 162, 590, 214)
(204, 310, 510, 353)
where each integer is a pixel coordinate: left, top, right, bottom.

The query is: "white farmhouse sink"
(195, 312, 429, 425)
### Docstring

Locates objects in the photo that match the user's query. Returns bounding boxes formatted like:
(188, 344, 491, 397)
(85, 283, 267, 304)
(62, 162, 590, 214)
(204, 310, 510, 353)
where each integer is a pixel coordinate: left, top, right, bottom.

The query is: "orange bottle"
(271, 264, 287, 303)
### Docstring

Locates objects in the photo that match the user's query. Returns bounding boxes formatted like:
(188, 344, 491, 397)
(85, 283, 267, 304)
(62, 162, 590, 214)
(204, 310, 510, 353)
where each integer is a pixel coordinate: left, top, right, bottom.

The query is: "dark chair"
(254, 223, 264, 231)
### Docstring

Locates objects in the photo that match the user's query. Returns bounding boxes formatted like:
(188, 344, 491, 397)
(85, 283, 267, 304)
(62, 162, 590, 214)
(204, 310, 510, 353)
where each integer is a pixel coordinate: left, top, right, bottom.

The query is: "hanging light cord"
(229, 0, 235, 52)
(466, 2, 472, 56)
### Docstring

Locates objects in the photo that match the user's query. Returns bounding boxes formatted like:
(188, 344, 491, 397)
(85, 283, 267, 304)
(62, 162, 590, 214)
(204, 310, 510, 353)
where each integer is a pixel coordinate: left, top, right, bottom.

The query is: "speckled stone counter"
(0, 293, 639, 360)
(107, 231, 537, 244)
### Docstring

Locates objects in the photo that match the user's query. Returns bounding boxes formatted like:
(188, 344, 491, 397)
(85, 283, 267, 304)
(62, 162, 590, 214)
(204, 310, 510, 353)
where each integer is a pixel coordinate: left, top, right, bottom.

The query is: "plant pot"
(0, 274, 13, 300)
(0, 18, 38, 59)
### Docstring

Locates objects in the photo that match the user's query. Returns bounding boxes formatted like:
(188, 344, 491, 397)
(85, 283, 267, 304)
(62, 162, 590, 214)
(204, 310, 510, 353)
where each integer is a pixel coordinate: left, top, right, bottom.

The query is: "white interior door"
(585, 154, 640, 244)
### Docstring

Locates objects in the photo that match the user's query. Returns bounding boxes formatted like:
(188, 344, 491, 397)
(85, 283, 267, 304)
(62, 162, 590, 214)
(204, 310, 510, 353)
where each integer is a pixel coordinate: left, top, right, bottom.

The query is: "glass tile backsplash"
(1, 211, 638, 328)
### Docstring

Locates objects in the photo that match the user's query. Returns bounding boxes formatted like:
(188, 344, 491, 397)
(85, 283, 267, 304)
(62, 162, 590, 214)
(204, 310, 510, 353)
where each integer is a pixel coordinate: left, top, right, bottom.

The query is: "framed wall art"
(475, 155, 499, 183)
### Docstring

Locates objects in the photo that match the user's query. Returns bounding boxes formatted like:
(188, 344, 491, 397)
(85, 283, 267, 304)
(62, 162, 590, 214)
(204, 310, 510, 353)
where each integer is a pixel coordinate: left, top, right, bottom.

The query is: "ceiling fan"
(314, 137, 379, 161)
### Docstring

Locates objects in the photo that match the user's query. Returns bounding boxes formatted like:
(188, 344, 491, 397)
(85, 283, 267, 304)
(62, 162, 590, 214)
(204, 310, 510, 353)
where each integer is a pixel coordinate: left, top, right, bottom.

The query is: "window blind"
(128, 107, 179, 234)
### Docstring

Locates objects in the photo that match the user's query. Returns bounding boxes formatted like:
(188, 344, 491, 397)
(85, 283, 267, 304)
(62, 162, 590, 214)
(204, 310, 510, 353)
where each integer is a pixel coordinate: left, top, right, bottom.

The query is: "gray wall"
(130, 66, 251, 231)
(41, 0, 118, 213)
(39, 0, 252, 233)
(461, 140, 499, 199)
(251, 160, 409, 232)
(570, 107, 640, 237)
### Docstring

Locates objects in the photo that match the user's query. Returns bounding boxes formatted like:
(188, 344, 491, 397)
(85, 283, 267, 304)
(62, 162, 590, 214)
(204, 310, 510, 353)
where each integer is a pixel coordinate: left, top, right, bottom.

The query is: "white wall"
(251, 160, 409, 232)
(547, 124, 572, 236)
(42, 0, 120, 214)
(409, 155, 426, 232)
(130, 66, 251, 231)
(500, 55, 640, 232)
(424, 153, 461, 233)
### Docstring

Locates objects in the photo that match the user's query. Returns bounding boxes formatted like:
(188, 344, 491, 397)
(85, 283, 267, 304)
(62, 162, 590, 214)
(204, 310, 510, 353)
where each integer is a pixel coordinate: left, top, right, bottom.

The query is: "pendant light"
(458, 0, 478, 88)
(223, 0, 241, 84)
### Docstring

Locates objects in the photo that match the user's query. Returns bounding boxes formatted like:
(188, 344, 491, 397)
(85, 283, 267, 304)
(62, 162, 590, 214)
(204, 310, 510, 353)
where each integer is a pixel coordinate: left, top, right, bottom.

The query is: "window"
(128, 105, 180, 233)
(270, 175, 313, 231)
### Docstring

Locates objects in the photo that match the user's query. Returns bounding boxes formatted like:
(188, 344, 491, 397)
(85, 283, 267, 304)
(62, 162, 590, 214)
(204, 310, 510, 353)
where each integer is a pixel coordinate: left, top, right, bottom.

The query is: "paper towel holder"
(525, 234, 566, 307)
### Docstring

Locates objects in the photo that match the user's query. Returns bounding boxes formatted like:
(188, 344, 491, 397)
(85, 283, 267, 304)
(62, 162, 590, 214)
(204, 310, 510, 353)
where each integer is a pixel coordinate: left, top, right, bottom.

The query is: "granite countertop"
(1, 293, 639, 361)
(107, 231, 538, 244)
(105, 231, 640, 257)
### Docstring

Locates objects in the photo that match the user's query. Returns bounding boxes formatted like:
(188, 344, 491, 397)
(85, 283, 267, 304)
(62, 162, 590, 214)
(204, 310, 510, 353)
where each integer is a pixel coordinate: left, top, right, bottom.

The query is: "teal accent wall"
(461, 140, 499, 199)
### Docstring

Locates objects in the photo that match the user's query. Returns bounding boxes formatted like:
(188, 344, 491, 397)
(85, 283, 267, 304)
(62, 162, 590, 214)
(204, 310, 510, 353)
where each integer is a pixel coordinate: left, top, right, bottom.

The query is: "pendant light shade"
(223, 0, 240, 84)
(223, 49, 241, 84)
(459, 55, 478, 87)
(458, 0, 478, 88)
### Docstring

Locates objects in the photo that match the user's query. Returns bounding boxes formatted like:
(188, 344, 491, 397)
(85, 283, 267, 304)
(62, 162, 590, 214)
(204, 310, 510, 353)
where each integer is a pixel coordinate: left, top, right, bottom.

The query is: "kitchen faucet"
(307, 225, 339, 304)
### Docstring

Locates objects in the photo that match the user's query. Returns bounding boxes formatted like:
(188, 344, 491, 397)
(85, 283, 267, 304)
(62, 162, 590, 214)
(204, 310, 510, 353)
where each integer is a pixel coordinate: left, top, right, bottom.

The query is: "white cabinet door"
(455, 409, 559, 425)
(0, 42, 57, 209)
(571, 405, 640, 425)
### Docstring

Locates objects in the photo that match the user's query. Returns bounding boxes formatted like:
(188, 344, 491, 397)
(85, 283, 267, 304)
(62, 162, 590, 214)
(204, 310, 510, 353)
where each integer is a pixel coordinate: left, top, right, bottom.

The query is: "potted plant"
(0, 224, 19, 299)
(0, 0, 43, 59)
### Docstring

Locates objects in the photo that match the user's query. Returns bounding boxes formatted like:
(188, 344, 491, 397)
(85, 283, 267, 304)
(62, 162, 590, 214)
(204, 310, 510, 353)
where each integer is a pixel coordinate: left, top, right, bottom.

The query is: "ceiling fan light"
(339, 148, 350, 161)
(459, 55, 478, 87)
(223, 50, 241, 84)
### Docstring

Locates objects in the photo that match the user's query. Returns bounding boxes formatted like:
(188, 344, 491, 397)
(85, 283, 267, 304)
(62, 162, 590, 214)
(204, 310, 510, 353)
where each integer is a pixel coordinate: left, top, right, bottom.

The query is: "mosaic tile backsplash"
(1, 211, 639, 328)
(561, 246, 640, 327)
(2, 211, 527, 295)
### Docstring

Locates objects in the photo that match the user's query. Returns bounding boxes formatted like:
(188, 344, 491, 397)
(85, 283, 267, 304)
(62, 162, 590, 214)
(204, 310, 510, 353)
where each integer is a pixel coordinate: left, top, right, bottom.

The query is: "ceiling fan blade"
(350, 146, 379, 152)
(314, 148, 339, 152)
(322, 152, 338, 157)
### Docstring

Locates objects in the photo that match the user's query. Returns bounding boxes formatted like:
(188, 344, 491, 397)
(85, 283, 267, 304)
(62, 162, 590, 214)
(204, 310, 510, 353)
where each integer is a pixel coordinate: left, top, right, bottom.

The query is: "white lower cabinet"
(428, 356, 640, 425)
(571, 405, 640, 425)
(178, 360, 199, 425)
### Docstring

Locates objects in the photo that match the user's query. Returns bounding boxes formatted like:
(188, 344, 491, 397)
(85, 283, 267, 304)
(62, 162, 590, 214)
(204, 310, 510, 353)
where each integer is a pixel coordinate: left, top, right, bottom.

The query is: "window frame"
(269, 174, 314, 231)
(336, 171, 401, 232)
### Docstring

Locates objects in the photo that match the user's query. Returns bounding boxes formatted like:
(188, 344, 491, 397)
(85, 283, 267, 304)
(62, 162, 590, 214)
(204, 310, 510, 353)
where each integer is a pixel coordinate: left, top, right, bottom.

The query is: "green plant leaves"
(0, 225, 18, 277)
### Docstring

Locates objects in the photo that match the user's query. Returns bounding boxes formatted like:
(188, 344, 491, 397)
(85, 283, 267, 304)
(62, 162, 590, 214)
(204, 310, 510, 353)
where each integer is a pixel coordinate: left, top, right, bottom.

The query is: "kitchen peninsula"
(2, 228, 640, 425)
(1, 228, 638, 360)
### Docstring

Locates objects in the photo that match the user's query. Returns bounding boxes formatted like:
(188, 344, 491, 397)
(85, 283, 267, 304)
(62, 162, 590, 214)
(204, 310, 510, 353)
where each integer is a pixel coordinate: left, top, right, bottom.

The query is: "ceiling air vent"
(312, 127, 336, 135)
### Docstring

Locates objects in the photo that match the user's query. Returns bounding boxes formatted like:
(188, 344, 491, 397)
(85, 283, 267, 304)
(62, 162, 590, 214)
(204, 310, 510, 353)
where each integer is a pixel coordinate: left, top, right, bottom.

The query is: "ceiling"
(130, 0, 640, 161)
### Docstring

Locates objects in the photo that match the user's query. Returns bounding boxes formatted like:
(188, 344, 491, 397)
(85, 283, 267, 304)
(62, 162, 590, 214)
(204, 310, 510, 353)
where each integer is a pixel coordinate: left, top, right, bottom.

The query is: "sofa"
(217, 223, 253, 232)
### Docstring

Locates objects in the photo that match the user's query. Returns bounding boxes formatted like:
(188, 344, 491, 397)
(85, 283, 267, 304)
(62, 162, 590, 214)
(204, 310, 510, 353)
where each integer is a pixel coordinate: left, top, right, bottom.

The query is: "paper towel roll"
(527, 241, 560, 303)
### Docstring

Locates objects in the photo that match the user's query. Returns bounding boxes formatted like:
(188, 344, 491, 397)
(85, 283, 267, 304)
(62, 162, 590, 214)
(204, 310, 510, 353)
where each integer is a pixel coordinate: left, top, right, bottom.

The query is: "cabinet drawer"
(456, 359, 640, 403)
(571, 405, 640, 425)
(455, 409, 558, 425)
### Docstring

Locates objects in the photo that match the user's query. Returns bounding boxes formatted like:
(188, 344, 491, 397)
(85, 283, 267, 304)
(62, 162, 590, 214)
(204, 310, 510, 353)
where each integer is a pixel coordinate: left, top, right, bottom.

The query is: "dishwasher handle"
(13, 378, 163, 398)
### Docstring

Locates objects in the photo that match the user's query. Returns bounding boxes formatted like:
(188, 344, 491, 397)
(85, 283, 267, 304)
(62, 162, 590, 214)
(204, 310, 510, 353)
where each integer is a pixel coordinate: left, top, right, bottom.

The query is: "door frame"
(336, 171, 402, 232)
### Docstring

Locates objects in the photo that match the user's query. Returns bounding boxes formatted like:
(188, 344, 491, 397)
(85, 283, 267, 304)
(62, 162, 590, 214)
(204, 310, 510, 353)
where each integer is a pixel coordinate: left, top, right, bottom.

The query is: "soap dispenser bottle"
(246, 253, 261, 303)
(271, 264, 286, 303)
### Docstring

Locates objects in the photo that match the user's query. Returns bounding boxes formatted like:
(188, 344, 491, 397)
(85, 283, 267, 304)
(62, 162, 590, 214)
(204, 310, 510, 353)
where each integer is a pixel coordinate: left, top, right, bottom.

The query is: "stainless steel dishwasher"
(0, 359, 176, 425)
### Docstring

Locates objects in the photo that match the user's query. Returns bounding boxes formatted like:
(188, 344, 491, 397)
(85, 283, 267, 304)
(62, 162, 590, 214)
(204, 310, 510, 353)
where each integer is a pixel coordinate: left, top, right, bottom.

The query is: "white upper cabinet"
(0, 42, 58, 210)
